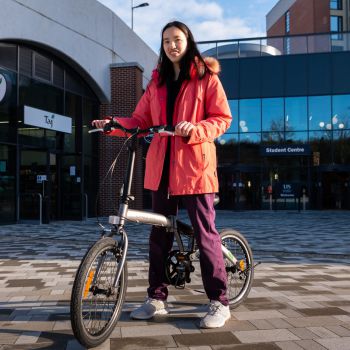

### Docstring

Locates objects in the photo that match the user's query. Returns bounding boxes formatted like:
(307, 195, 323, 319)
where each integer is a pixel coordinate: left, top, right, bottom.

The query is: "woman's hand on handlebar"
(175, 121, 195, 137)
(91, 119, 110, 129)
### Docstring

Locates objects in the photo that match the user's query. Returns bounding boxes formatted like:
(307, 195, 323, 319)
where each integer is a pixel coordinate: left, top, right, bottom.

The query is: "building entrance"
(218, 167, 261, 210)
(19, 150, 84, 222)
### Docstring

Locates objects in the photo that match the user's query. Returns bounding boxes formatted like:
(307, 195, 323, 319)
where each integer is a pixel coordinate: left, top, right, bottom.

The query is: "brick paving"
(0, 210, 349, 349)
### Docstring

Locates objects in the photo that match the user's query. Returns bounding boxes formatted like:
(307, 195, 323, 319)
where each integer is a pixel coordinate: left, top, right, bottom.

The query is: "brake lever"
(88, 128, 104, 133)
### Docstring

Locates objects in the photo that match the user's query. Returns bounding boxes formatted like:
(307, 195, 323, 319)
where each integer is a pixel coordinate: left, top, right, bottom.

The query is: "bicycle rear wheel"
(70, 237, 127, 348)
(220, 229, 254, 308)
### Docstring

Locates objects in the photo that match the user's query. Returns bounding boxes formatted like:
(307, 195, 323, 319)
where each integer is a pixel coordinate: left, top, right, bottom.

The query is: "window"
(285, 97, 307, 131)
(239, 99, 261, 133)
(285, 11, 290, 33)
(0, 68, 17, 143)
(330, 0, 342, 10)
(34, 53, 52, 82)
(227, 100, 238, 133)
(0, 43, 17, 71)
(331, 16, 343, 40)
(262, 98, 284, 132)
(332, 94, 350, 130)
(308, 96, 331, 131)
(0, 144, 16, 222)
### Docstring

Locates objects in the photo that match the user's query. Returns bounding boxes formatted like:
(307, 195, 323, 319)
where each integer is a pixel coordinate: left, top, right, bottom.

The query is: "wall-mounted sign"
(24, 105, 72, 134)
(0, 73, 11, 104)
(260, 144, 311, 156)
(274, 183, 300, 198)
(37, 175, 47, 183)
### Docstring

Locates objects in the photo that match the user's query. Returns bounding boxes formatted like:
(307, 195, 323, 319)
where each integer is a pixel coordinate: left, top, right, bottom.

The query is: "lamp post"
(131, 1, 149, 30)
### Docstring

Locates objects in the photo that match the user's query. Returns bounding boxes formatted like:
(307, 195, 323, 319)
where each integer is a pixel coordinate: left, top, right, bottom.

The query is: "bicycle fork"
(89, 230, 128, 295)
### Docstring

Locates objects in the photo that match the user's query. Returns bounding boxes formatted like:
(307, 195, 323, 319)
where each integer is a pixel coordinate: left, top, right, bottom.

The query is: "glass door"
(19, 149, 57, 222)
(58, 154, 83, 220)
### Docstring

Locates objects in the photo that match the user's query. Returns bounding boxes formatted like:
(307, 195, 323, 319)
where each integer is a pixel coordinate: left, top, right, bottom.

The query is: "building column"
(98, 63, 144, 216)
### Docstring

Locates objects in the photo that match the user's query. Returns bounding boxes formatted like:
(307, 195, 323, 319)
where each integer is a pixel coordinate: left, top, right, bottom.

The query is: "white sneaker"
(200, 300, 231, 328)
(130, 298, 168, 320)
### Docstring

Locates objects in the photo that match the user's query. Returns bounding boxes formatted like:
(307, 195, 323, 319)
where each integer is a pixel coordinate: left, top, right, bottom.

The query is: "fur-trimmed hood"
(203, 56, 221, 74)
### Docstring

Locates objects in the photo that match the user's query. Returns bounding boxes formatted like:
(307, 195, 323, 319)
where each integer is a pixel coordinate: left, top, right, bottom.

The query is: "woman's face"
(162, 26, 188, 65)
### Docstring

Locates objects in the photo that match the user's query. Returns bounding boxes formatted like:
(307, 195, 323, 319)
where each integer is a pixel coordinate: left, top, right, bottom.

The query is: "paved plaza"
(0, 210, 350, 350)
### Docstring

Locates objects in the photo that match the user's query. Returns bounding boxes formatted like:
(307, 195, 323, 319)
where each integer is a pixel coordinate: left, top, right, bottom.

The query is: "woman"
(92, 21, 232, 329)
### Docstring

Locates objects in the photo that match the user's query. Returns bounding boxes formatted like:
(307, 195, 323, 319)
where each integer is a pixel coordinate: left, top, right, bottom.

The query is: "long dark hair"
(157, 21, 208, 86)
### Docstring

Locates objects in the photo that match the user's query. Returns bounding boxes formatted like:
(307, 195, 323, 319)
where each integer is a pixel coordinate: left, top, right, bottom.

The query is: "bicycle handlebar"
(89, 119, 175, 136)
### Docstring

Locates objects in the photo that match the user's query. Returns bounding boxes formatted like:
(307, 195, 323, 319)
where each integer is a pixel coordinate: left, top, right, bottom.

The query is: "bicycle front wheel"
(220, 229, 254, 309)
(70, 237, 127, 348)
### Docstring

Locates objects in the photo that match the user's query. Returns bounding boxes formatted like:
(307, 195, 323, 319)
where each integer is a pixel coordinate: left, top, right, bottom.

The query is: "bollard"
(269, 194, 272, 210)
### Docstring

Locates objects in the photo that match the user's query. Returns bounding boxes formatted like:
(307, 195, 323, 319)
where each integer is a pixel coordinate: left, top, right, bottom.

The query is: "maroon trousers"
(147, 174, 229, 306)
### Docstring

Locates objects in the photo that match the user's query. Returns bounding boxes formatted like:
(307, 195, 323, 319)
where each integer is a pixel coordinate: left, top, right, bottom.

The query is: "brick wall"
(267, 0, 330, 54)
(98, 64, 144, 216)
(267, 0, 330, 36)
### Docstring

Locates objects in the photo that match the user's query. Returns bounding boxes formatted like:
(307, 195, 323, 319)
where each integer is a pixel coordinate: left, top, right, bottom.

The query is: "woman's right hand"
(91, 119, 110, 129)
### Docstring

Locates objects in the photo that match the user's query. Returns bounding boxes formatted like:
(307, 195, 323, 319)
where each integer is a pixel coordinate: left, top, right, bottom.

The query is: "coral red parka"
(109, 57, 232, 195)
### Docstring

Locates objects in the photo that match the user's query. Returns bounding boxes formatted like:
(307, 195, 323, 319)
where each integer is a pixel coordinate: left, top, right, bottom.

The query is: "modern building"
(267, 0, 350, 52)
(198, 31, 350, 211)
(0, 0, 157, 224)
(267, 0, 350, 35)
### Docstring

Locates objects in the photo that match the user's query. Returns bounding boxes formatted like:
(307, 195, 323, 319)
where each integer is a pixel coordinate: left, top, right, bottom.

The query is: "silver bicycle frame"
(109, 206, 237, 265)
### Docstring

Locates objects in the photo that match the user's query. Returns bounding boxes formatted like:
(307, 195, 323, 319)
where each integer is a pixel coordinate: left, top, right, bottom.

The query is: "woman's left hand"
(175, 121, 195, 137)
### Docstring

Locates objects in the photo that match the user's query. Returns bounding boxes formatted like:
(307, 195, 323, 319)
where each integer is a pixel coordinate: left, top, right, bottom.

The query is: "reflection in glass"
(332, 94, 350, 130)
(308, 95, 331, 130)
(285, 131, 308, 142)
(262, 98, 284, 132)
(239, 99, 261, 133)
(227, 100, 238, 133)
(309, 130, 332, 141)
(285, 97, 307, 131)
(262, 132, 284, 143)
(239, 132, 261, 143)
(333, 131, 350, 164)
(217, 133, 238, 145)
(333, 129, 350, 140)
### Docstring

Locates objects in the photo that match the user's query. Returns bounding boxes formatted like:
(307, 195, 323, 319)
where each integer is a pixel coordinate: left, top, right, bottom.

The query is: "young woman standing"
(92, 21, 232, 328)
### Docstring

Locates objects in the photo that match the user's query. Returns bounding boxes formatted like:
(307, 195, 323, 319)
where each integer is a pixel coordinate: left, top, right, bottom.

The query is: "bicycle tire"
(70, 237, 128, 348)
(220, 229, 254, 309)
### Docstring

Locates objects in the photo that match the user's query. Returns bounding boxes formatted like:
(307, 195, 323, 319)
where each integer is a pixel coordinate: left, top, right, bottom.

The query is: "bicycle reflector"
(84, 270, 95, 298)
(239, 260, 245, 271)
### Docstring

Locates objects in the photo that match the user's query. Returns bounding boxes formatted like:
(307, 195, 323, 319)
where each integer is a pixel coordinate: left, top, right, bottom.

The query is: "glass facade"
(209, 44, 350, 211)
(0, 42, 99, 223)
(216, 94, 350, 210)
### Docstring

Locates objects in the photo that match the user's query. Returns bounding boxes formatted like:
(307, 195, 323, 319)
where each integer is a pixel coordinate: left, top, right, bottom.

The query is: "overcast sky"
(98, 0, 279, 53)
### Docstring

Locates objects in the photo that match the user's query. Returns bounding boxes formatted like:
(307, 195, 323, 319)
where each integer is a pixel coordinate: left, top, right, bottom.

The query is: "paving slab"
(0, 210, 349, 349)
